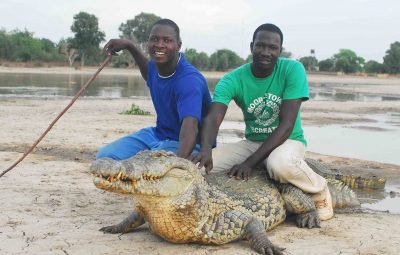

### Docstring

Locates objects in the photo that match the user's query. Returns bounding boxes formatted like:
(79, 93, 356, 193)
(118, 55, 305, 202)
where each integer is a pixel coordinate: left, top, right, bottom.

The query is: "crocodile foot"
(246, 217, 285, 255)
(250, 235, 285, 255)
(100, 212, 145, 234)
(296, 211, 321, 229)
(100, 224, 127, 234)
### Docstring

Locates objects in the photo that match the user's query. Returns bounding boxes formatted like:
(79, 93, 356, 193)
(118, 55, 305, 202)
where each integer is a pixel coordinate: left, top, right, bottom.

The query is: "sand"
(1, 67, 400, 255)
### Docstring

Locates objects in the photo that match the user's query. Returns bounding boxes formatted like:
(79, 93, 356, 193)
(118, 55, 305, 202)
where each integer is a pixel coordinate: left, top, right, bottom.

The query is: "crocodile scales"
(91, 150, 358, 254)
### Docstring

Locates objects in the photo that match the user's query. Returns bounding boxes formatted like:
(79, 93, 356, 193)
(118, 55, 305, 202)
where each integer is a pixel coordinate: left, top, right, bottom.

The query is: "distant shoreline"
(1, 66, 400, 84)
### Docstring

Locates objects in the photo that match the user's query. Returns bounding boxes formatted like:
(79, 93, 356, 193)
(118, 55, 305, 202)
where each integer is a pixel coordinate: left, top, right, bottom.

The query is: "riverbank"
(1, 65, 400, 83)
(2, 65, 400, 96)
(1, 71, 400, 254)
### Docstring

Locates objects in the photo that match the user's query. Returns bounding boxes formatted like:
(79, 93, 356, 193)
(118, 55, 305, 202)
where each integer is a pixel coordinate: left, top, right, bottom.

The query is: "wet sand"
(0, 68, 400, 254)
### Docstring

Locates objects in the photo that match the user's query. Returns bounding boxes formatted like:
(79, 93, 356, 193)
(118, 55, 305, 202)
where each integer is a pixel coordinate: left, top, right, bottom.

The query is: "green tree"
(119, 12, 161, 51)
(58, 38, 78, 66)
(8, 29, 42, 61)
(111, 51, 134, 68)
(333, 49, 364, 73)
(364, 60, 385, 73)
(245, 54, 252, 63)
(318, 58, 334, 72)
(299, 56, 318, 71)
(40, 38, 56, 53)
(117, 12, 161, 67)
(383, 41, 400, 74)
(280, 47, 292, 58)
(39, 38, 64, 62)
(209, 49, 244, 71)
(0, 29, 65, 63)
(0, 29, 12, 59)
(70, 12, 105, 66)
(184, 48, 210, 70)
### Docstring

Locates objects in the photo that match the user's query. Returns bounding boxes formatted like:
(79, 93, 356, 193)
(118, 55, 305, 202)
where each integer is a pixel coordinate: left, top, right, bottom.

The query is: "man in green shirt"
(191, 23, 333, 221)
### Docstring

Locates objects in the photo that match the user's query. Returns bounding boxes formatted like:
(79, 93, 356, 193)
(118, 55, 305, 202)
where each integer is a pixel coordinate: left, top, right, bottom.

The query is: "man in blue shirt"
(97, 19, 211, 160)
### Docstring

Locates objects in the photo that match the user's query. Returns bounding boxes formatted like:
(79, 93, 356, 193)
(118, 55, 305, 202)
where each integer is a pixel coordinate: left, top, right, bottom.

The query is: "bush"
(120, 104, 150, 115)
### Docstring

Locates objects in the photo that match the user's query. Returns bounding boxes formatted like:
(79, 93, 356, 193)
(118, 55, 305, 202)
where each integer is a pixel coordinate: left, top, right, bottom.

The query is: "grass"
(120, 103, 151, 116)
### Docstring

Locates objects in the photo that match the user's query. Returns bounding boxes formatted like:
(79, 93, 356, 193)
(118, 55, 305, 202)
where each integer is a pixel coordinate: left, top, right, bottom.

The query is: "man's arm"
(228, 99, 302, 180)
(190, 102, 228, 173)
(176, 116, 199, 158)
(103, 39, 149, 80)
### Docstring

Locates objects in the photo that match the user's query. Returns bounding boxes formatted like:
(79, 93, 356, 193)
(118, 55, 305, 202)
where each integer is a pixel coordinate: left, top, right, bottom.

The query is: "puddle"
(219, 114, 400, 166)
(309, 90, 400, 102)
(304, 123, 400, 166)
(218, 119, 400, 214)
(308, 85, 400, 102)
(358, 184, 400, 214)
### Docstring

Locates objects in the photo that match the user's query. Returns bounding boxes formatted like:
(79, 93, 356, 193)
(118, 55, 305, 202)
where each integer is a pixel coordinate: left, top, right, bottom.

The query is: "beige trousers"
(212, 139, 326, 194)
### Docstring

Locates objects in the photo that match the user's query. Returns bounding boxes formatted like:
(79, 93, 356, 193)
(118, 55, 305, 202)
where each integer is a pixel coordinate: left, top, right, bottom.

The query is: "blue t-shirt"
(146, 53, 211, 143)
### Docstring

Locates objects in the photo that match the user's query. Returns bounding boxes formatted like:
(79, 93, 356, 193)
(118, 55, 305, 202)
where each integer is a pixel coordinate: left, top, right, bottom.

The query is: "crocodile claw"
(296, 211, 321, 228)
(100, 224, 125, 234)
(252, 238, 285, 255)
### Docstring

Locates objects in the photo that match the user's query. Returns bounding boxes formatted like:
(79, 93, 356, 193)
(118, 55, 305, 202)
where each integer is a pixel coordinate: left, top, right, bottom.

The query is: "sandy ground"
(1, 68, 400, 255)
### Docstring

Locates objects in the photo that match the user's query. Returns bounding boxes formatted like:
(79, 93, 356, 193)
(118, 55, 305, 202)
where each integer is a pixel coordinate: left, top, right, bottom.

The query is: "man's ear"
(177, 41, 182, 51)
(250, 42, 253, 52)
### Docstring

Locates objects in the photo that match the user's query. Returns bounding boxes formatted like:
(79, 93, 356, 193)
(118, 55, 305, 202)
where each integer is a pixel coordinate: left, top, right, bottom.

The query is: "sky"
(1, 0, 399, 62)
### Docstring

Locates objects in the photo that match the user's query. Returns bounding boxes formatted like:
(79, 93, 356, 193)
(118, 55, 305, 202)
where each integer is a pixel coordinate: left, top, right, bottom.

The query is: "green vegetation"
(70, 12, 105, 66)
(299, 56, 318, 71)
(209, 49, 245, 71)
(318, 58, 335, 72)
(119, 12, 161, 49)
(184, 48, 210, 70)
(120, 104, 151, 115)
(58, 38, 78, 67)
(0, 11, 399, 74)
(333, 49, 365, 73)
(383, 41, 400, 74)
(113, 12, 161, 67)
(364, 60, 385, 73)
(0, 29, 64, 63)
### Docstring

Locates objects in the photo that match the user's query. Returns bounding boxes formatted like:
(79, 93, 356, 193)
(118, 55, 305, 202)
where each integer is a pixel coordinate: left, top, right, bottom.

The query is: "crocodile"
(91, 150, 359, 254)
(306, 158, 386, 190)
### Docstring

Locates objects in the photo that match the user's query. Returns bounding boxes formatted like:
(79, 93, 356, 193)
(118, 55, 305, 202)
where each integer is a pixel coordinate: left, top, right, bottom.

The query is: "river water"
(0, 72, 219, 98)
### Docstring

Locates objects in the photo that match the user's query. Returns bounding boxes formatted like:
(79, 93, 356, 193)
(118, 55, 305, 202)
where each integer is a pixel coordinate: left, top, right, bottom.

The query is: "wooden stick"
(0, 55, 112, 178)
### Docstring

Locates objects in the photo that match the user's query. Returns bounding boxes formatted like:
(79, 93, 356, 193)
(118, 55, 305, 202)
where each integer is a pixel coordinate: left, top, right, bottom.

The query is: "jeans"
(96, 127, 200, 160)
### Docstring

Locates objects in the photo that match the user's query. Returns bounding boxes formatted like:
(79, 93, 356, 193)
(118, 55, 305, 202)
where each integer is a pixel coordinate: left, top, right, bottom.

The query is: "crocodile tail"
(332, 175, 386, 190)
(306, 158, 386, 190)
(327, 179, 360, 209)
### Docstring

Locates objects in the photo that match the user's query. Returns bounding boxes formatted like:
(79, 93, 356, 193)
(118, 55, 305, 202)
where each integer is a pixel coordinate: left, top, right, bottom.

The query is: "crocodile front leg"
(245, 217, 284, 255)
(279, 183, 321, 228)
(100, 211, 145, 234)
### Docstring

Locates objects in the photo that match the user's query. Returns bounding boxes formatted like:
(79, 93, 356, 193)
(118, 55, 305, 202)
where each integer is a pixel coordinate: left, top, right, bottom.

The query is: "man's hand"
(189, 150, 213, 174)
(228, 162, 253, 181)
(103, 39, 132, 56)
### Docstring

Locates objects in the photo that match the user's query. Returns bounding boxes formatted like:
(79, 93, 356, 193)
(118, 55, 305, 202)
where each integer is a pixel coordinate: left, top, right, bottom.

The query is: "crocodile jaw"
(92, 167, 195, 197)
(90, 151, 199, 197)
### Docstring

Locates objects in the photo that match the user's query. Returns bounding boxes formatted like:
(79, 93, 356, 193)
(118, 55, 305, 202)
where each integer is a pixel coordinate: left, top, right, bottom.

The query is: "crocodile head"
(90, 150, 201, 197)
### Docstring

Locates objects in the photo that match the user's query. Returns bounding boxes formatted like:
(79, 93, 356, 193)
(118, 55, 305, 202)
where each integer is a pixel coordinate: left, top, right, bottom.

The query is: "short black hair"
(252, 23, 283, 46)
(152, 18, 181, 43)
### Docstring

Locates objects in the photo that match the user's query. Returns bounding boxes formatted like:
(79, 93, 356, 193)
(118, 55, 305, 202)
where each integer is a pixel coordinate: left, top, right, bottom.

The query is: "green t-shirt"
(213, 58, 309, 145)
